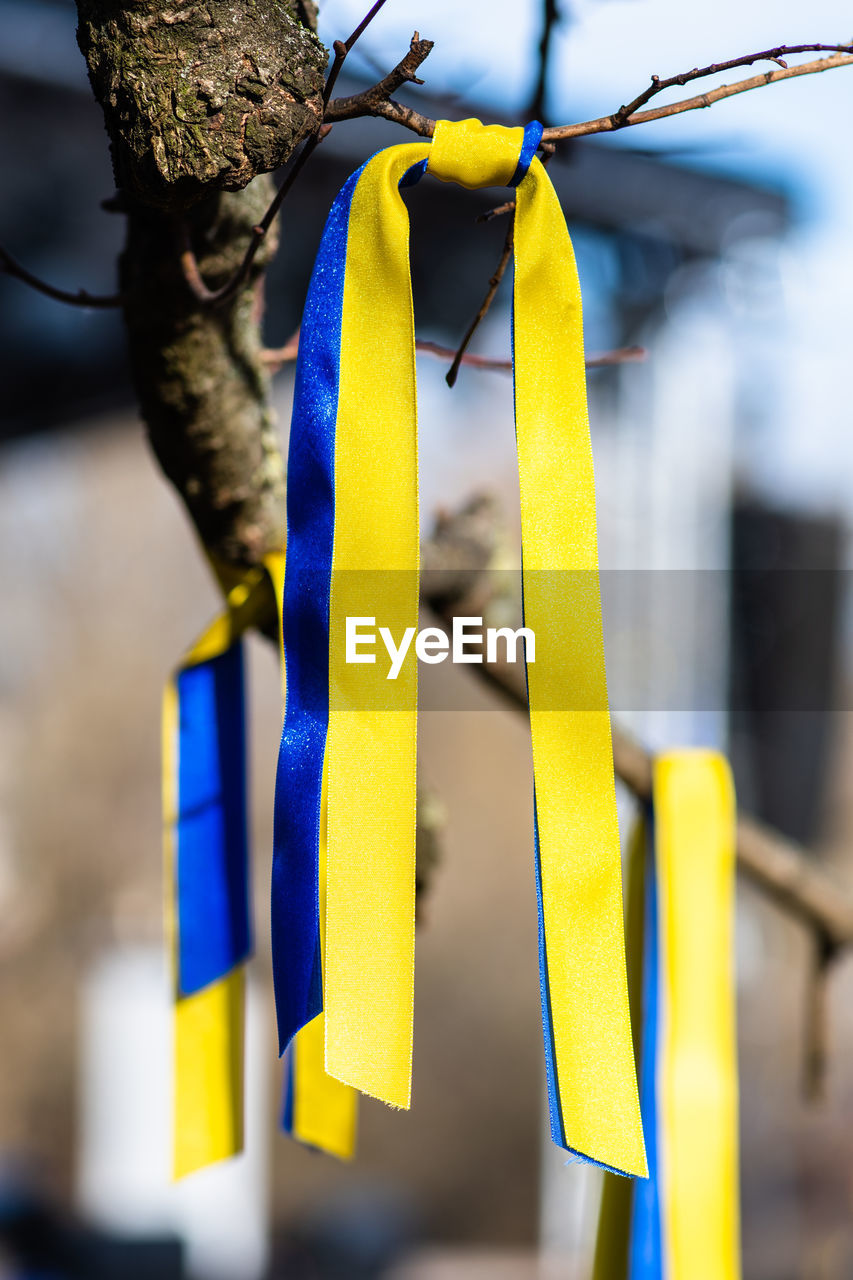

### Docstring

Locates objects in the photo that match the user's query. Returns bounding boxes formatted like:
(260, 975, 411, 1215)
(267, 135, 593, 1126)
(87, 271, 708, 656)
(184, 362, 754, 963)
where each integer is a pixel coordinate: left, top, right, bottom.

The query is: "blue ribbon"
(176, 643, 250, 995)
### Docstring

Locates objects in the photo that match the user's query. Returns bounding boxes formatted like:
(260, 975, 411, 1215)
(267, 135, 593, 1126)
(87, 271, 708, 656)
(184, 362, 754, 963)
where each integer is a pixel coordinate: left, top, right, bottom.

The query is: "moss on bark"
(77, 0, 326, 210)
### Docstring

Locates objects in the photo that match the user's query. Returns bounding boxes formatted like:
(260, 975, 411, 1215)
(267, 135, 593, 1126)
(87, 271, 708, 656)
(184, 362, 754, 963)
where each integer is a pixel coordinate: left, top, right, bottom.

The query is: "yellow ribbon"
(166, 556, 356, 1174)
(656, 751, 740, 1278)
(593, 750, 740, 1277)
(164, 585, 257, 1180)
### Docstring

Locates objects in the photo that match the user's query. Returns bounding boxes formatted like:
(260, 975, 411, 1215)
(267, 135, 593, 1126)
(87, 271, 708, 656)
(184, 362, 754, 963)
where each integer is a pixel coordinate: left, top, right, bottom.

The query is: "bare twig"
(529, 0, 562, 123)
(260, 329, 301, 370)
(16, 39, 853, 314)
(611, 42, 853, 125)
(0, 244, 121, 309)
(446, 219, 515, 388)
(333, 41, 853, 229)
(418, 340, 646, 373)
(327, 90, 436, 135)
(329, 47, 853, 142)
(478, 198, 517, 224)
(177, 122, 332, 306)
(178, 0, 396, 307)
(445, 144, 565, 384)
(324, 0, 392, 105)
(545, 49, 853, 141)
(324, 32, 435, 123)
(178, 39, 853, 307)
(261, 329, 646, 374)
(490, 655, 853, 950)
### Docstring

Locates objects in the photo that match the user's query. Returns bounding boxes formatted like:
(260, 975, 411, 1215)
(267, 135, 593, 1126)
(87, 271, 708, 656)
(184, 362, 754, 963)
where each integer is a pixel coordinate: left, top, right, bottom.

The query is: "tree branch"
(444, 143, 562, 383)
(420, 498, 853, 954)
(260, 329, 646, 374)
(323, 32, 435, 124)
(324, 0, 392, 104)
(445, 218, 515, 388)
(0, 244, 120, 309)
(327, 46, 853, 142)
(802, 931, 837, 1102)
(547, 49, 853, 141)
(416, 339, 646, 374)
(175, 123, 331, 307)
(419, 495, 851, 1105)
(75, 0, 328, 577)
(611, 43, 853, 125)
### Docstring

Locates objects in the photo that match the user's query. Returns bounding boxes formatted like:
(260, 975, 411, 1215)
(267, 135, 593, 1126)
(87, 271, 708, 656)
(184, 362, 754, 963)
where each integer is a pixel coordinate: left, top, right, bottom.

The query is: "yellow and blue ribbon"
(593, 750, 741, 1279)
(164, 582, 255, 1180)
(272, 117, 646, 1175)
(165, 558, 355, 1173)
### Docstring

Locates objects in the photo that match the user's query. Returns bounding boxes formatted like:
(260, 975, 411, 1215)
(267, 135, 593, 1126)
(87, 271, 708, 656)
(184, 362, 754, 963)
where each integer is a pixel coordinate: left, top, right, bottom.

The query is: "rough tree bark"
(75, 0, 327, 582)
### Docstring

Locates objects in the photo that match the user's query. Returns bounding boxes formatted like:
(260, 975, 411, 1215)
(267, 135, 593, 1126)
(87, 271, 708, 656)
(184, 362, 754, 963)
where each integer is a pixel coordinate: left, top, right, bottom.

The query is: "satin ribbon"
(593, 751, 740, 1279)
(272, 117, 645, 1174)
(165, 556, 355, 1174)
(164, 579, 253, 1179)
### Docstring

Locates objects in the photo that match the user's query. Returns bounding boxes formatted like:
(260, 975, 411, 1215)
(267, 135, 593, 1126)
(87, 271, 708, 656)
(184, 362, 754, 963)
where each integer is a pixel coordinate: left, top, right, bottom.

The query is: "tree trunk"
(75, 0, 327, 582)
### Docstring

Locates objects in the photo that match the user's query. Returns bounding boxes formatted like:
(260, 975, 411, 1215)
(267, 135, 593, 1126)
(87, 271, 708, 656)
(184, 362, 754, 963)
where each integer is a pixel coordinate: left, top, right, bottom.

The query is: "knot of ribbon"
(269, 117, 647, 1176)
(426, 118, 543, 188)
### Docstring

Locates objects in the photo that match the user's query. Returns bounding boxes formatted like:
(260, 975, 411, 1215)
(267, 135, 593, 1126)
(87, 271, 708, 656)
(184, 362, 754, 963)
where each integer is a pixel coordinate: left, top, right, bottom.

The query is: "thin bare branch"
(419, 340, 646, 372)
(330, 47, 853, 142)
(261, 329, 646, 374)
(187, 39, 853, 348)
(446, 219, 515, 388)
(0, 244, 121, 309)
(478, 198, 516, 224)
(332, 91, 437, 135)
(546, 50, 853, 141)
(177, 124, 332, 305)
(445, 147, 564, 383)
(611, 42, 853, 125)
(260, 330, 301, 370)
(324, 0, 391, 105)
(325, 32, 435, 123)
